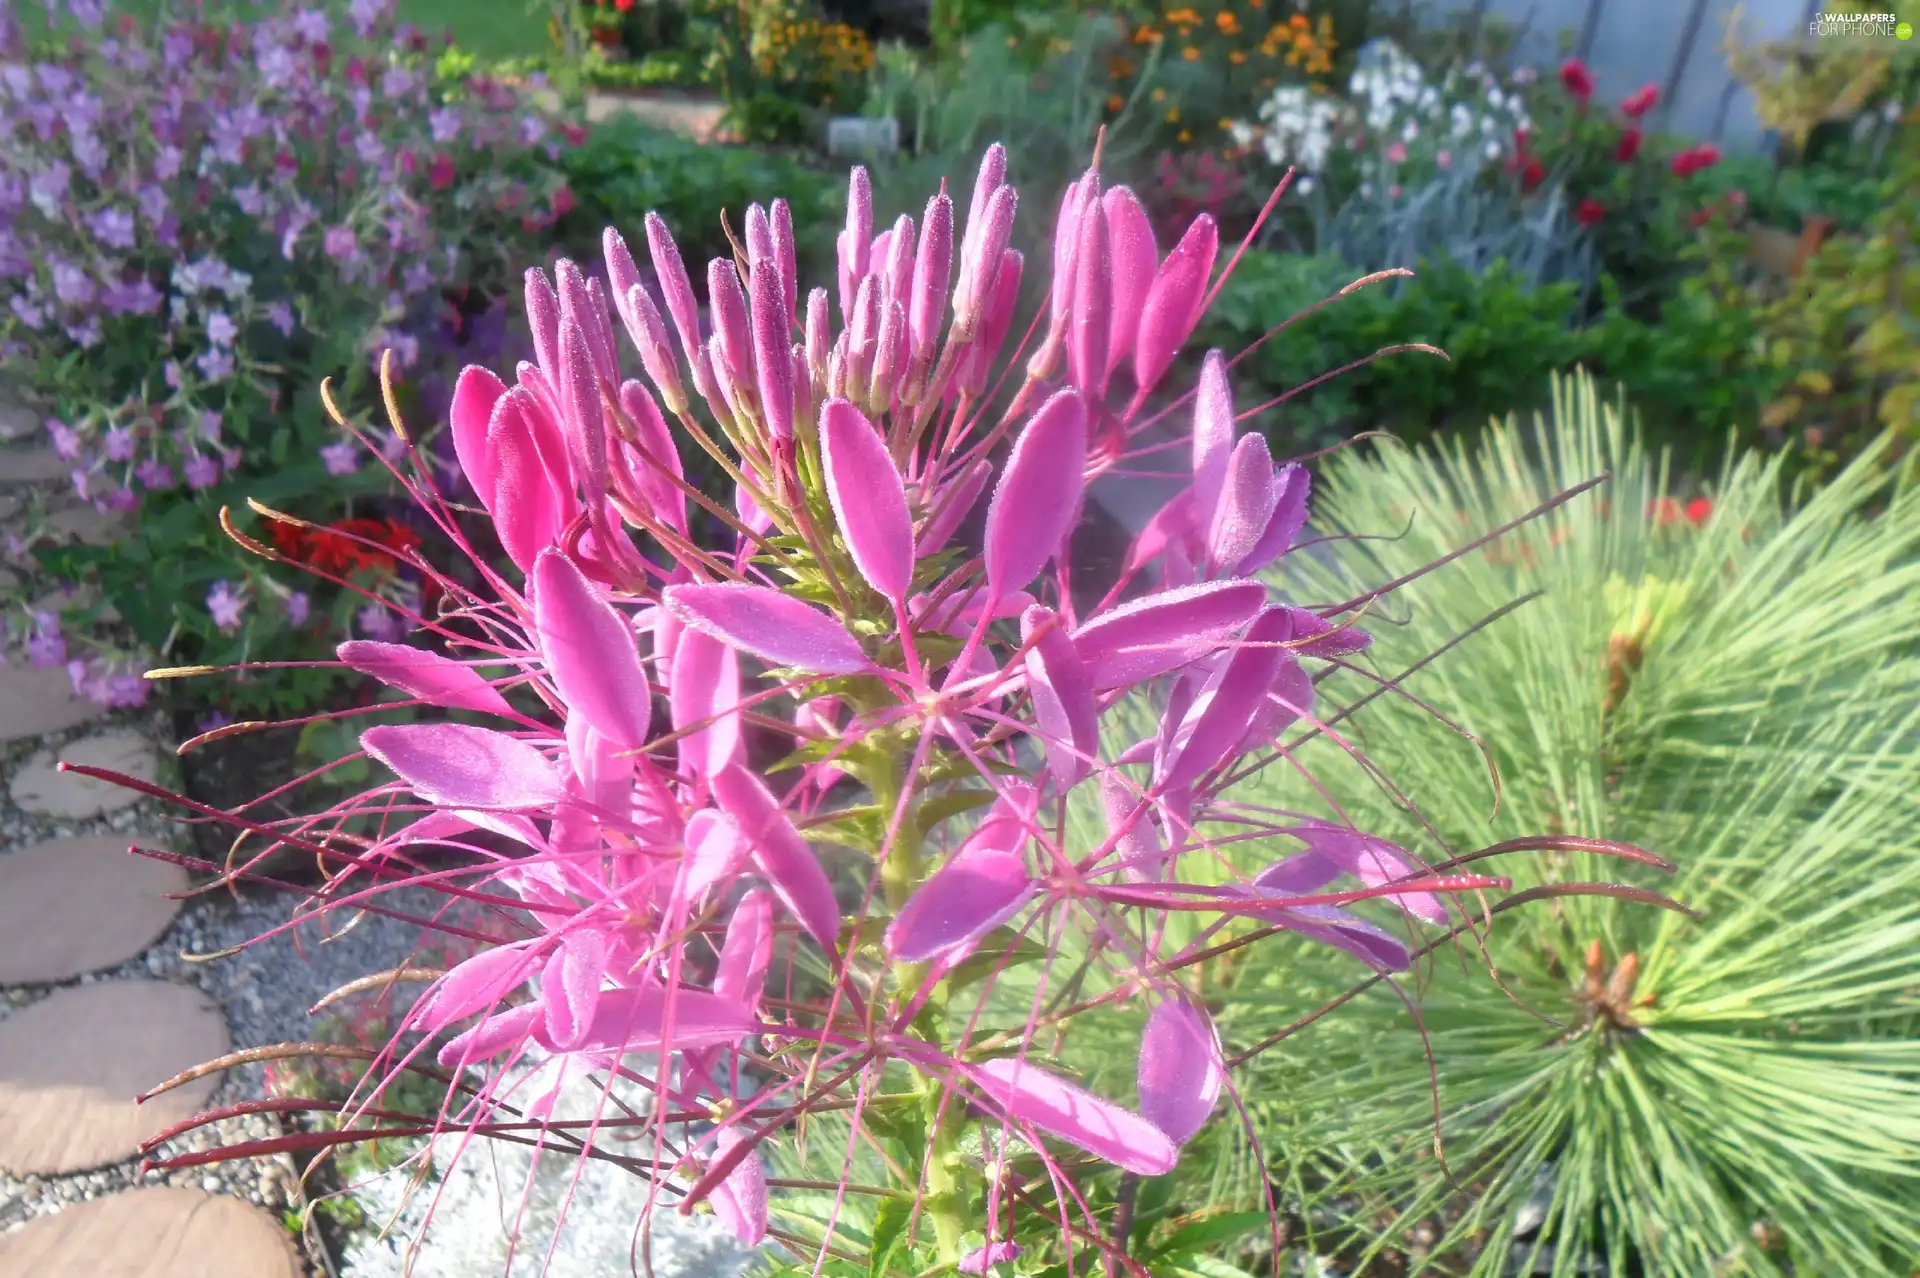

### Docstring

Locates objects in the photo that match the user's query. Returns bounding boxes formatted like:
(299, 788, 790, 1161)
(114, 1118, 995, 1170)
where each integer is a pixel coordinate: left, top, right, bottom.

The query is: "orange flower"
(1216, 9, 1240, 33)
(1177, 128, 1192, 141)
(1182, 44, 1200, 59)
(1229, 49, 1246, 63)
(1289, 12, 1309, 28)
(1108, 93, 1125, 111)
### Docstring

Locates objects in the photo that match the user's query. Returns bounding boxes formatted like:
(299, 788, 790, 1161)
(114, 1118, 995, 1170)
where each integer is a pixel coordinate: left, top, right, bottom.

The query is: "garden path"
(0, 388, 305, 1277)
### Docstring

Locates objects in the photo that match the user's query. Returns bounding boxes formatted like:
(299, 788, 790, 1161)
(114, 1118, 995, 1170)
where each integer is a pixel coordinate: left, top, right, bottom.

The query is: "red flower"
(1649, 497, 1684, 527)
(560, 122, 589, 147)
(398, 149, 417, 178)
(1514, 126, 1531, 152)
(550, 185, 576, 218)
(344, 55, 367, 86)
(1671, 144, 1721, 178)
(1520, 157, 1546, 192)
(428, 153, 456, 191)
(311, 40, 332, 75)
(1685, 497, 1712, 526)
(1620, 83, 1658, 119)
(522, 214, 544, 234)
(1577, 198, 1606, 226)
(1559, 59, 1594, 103)
(615, 0, 635, 9)
(1614, 127, 1642, 163)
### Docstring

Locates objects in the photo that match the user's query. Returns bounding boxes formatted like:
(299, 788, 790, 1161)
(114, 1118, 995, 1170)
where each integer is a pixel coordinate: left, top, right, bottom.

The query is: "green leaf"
(868, 1195, 911, 1278)
(1147, 1211, 1279, 1260)
(1156, 1255, 1260, 1278)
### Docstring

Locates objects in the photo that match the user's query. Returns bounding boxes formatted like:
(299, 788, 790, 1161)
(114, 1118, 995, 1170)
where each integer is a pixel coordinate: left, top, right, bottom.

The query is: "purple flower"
(205, 311, 238, 347)
(153, 146, 182, 181)
(320, 440, 360, 475)
(164, 361, 184, 390)
(104, 668, 149, 708)
(135, 459, 175, 490)
(519, 115, 545, 146)
(104, 426, 136, 461)
(49, 419, 81, 458)
(286, 591, 311, 627)
(233, 184, 268, 217)
(265, 300, 296, 336)
(207, 580, 246, 632)
(66, 0, 106, 29)
(183, 453, 220, 489)
(65, 319, 102, 348)
(51, 258, 95, 307)
(9, 296, 44, 329)
(26, 617, 65, 668)
(429, 108, 462, 144)
(402, 261, 435, 296)
(356, 602, 401, 640)
(87, 206, 136, 250)
(27, 163, 69, 217)
(292, 8, 330, 41)
(137, 183, 169, 226)
(196, 348, 235, 382)
(324, 225, 358, 262)
(200, 411, 223, 441)
(69, 467, 91, 501)
(958, 1242, 1023, 1275)
(104, 486, 139, 512)
(197, 710, 232, 734)
(348, 0, 389, 36)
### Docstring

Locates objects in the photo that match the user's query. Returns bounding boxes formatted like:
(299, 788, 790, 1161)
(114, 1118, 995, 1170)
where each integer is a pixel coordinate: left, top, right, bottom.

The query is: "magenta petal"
(1270, 903, 1412, 971)
(1241, 652, 1314, 752)
(557, 984, 757, 1055)
(542, 929, 609, 1052)
(448, 366, 506, 506)
(437, 1002, 541, 1068)
(1103, 189, 1158, 382)
(1237, 461, 1311, 574)
(709, 1126, 769, 1246)
(416, 941, 538, 1035)
(820, 398, 913, 599)
(1208, 431, 1278, 577)
(1156, 608, 1290, 791)
(362, 723, 561, 809)
(1137, 1000, 1225, 1145)
(707, 257, 755, 392)
(909, 189, 954, 362)
(1265, 822, 1449, 925)
(663, 582, 870, 676)
(1189, 351, 1234, 526)
(1279, 606, 1371, 657)
(750, 261, 793, 441)
(533, 550, 652, 749)
(984, 388, 1087, 600)
(673, 808, 748, 915)
(711, 764, 842, 952)
(618, 378, 687, 534)
(1072, 580, 1268, 690)
(1131, 214, 1218, 410)
(885, 791, 1037, 963)
(966, 1057, 1177, 1176)
(565, 717, 634, 821)
(1100, 773, 1165, 881)
(488, 391, 570, 574)
(920, 457, 990, 554)
(670, 625, 743, 780)
(1021, 606, 1098, 791)
(714, 886, 774, 1010)
(958, 1243, 1023, 1276)
(524, 268, 560, 373)
(1066, 191, 1112, 398)
(337, 640, 514, 717)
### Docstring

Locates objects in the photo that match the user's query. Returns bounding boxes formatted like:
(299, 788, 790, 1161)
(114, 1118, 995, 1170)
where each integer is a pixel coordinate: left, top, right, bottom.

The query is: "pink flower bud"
(706, 257, 755, 398)
(617, 378, 685, 534)
(957, 248, 1022, 397)
(804, 287, 830, 385)
(771, 198, 797, 325)
(1190, 350, 1234, 521)
(1067, 192, 1112, 401)
(881, 214, 916, 314)
(846, 276, 881, 401)
(961, 142, 1007, 271)
(908, 188, 953, 378)
(1129, 214, 1219, 418)
(524, 267, 559, 372)
(749, 261, 792, 443)
(645, 211, 701, 363)
(954, 184, 1016, 335)
(744, 204, 773, 268)
(839, 166, 873, 323)
(621, 283, 685, 415)
(603, 227, 642, 328)
(1207, 431, 1277, 577)
(1102, 187, 1157, 381)
(985, 388, 1087, 600)
(869, 298, 906, 416)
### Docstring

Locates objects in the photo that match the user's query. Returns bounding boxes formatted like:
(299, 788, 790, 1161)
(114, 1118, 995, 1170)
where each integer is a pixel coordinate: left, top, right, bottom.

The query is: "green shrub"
(1216, 373, 1920, 1275)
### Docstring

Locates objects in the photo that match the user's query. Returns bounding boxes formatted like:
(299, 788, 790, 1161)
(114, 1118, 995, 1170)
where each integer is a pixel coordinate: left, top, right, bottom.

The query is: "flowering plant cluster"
(109, 142, 1668, 1275)
(1230, 40, 1536, 198)
(0, 0, 580, 712)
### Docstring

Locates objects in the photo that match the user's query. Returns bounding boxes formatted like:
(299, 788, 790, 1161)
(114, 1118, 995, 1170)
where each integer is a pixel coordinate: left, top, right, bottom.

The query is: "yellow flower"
(1165, 104, 1180, 121)
(1177, 128, 1191, 141)
(1151, 86, 1167, 101)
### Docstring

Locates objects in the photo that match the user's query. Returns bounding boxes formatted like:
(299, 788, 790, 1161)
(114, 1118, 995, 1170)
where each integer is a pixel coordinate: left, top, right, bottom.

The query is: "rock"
(0, 661, 102, 743)
(42, 499, 132, 547)
(0, 837, 189, 984)
(0, 447, 68, 485)
(9, 730, 162, 819)
(0, 981, 228, 1176)
(0, 1187, 300, 1277)
(0, 395, 35, 442)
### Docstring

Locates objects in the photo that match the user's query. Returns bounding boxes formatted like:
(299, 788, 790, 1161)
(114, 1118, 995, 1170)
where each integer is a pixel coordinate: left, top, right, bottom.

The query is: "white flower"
(1484, 139, 1502, 161)
(1295, 174, 1316, 195)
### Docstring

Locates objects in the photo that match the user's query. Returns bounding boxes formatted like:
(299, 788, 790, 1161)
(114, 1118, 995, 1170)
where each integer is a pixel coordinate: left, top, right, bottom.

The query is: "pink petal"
(1208, 431, 1278, 577)
(1262, 823, 1448, 925)
(675, 808, 749, 912)
(714, 886, 774, 1010)
(1021, 605, 1098, 791)
(711, 764, 842, 952)
(959, 1243, 1023, 1275)
(984, 388, 1086, 600)
(532, 550, 652, 749)
(1130, 215, 1218, 412)
(541, 929, 609, 1052)
(619, 378, 687, 535)
(1155, 608, 1290, 791)
(1099, 772, 1165, 882)
(708, 1126, 769, 1246)
(1236, 462, 1310, 574)
(885, 788, 1037, 963)
(1189, 351, 1234, 526)
(820, 398, 913, 599)
(337, 640, 514, 717)
(670, 626, 742, 781)
(361, 723, 561, 809)
(1067, 189, 1111, 399)
(415, 941, 538, 1035)
(1241, 653, 1314, 752)
(564, 717, 634, 821)
(909, 189, 954, 362)
(1137, 1000, 1224, 1145)
(966, 1057, 1177, 1176)
(1102, 188, 1158, 380)
(449, 365, 506, 506)
(664, 583, 870, 676)
(488, 390, 570, 574)
(437, 1002, 541, 1068)
(552, 983, 757, 1055)
(920, 458, 990, 554)
(1266, 903, 1411, 971)
(524, 268, 560, 373)
(1278, 606, 1371, 657)
(1072, 580, 1267, 690)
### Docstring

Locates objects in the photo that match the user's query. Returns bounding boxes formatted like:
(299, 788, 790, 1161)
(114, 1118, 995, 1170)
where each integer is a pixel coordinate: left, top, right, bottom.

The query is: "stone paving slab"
(0, 447, 67, 485)
(0, 980, 229, 1176)
(9, 730, 162, 818)
(0, 838, 189, 985)
(0, 1186, 299, 1277)
(0, 661, 104, 744)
